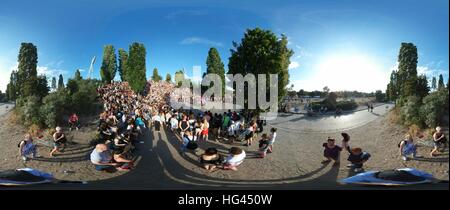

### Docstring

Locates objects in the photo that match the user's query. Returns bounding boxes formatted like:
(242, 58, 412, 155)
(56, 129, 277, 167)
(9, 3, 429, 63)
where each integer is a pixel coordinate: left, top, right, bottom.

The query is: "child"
(347, 147, 370, 173)
(170, 116, 179, 132)
(322, 138, 342, 166)
(258, 134, 270, 158)
(267, 128, 277, 153)
(341, 132, 350, 152)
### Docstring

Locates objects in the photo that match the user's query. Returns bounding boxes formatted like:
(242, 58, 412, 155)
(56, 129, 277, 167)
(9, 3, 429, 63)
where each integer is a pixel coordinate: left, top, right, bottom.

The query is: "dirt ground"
(0, 103, 448, 189)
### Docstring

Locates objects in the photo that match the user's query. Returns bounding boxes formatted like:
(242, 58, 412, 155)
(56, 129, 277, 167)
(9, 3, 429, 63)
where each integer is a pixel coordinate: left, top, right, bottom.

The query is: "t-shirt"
(90, 150, 112, 164)
(347, 152, 371, 163)
(170, 118, 179, 129)
(222, 116, 230, 127)
(225, 150, 246, 166)
(268, 132, 277, 144)
(322, 143, 342, 158)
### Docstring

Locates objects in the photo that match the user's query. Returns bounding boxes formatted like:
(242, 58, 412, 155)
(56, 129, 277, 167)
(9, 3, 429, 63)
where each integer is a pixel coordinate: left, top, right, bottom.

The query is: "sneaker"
(402, 156, 408, 161)
(22, 156, 28, 161)
(346, 164, 354, 168)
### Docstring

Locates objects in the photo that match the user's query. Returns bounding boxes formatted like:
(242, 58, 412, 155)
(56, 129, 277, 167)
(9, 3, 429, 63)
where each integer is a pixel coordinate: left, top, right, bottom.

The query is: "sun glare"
(314, 54, 387, 92)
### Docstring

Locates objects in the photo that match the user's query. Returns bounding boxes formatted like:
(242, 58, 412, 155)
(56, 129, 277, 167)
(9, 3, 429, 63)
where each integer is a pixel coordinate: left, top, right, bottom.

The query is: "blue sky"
(0, 0, 448, 93)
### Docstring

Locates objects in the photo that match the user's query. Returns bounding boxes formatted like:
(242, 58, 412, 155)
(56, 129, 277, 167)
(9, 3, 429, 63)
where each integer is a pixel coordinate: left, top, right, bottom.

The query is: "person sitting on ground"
(68, 113, 79, 131)
(90, 144, 129, 171)
(194, 118, 202, 140)
(322, 138, 342, 166)
(431, 126, 447, 157)
(170, 116, 179, 133)
(347, 147, 371, 173)
(99, 123, 114, 143)
(223, 147, 246, 171)
(49, 127, 67, 157)
(399, 134, 419, 161)
(258, 133, 270, 158)
(200, 147, 222, 172)
(180, 130, 197, 156)
(179, 115, 190, 138)
(18, 133, 38, 161)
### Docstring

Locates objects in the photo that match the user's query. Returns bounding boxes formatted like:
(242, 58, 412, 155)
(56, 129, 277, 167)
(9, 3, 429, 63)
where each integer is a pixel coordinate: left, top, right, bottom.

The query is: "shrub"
(40, 89, 70, 128)
(388, 107, 401, 125)
(20, 95, 43, 127)
(336, 100, 358, 110)
(400, 96, 424, 127)
(420, 89, 449, 128)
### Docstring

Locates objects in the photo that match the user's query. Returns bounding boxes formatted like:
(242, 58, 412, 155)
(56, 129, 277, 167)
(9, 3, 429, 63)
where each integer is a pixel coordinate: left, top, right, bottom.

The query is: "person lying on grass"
(322, 138, 342, 166)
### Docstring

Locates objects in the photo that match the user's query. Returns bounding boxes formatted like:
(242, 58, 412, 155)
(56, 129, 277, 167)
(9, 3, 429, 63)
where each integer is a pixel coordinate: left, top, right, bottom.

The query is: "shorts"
(245, 131, 254, 140)
(201, 129, 209, 135)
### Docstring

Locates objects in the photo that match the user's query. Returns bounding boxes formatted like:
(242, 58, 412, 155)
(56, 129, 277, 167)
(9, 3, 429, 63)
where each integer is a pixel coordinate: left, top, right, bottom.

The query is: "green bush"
(336, 100, 358, 110)
(420, 89, 449, 128)
(19, 95, 42, 127)
(40, 89, 70, 128)
(400, 95, 424, 127)
(69, 79, 101, 115)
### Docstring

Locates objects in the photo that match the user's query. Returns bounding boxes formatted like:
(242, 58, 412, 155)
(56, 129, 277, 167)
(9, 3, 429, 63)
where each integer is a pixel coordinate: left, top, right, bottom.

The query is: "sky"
(0, 0, 448, 93)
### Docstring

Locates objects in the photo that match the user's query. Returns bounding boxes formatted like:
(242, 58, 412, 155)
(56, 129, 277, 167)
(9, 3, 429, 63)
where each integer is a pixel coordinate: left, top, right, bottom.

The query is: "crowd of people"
(15, 80, 448, 176)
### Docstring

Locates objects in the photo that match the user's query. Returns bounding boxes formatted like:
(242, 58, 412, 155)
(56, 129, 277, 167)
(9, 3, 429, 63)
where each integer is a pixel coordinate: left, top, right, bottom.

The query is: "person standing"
(201, 117, 209, 142)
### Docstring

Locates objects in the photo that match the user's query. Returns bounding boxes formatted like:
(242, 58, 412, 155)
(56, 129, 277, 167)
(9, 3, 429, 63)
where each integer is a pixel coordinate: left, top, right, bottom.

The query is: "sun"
(314, 54, 387, 92)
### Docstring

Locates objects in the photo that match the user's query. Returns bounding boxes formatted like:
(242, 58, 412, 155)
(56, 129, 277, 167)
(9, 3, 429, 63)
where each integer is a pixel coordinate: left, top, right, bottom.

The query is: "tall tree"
(58, 74, 64, 89)
(416, 75, 429, 99)
(151, 68, 162, 82)
(17, 43, 38, 97)
(6, 70, 19, 101)
(206, 47, 225, 94)
(228, 28, 293, 109)
(74, 69, 82, 80)
(118, 48, 128, 81)
(100, 45, 117, 84)
(51, 77, 57, 90)
(127, 42, 147, 93)
(36, 75, 49, 99)
(174, 70, 186, 87)
(397, 43, 418, 100)
(387, 70, 399, 102)
(438, 74, 445, 90)
(431, 76, 437, 91)
(165, 73, 172, 83)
